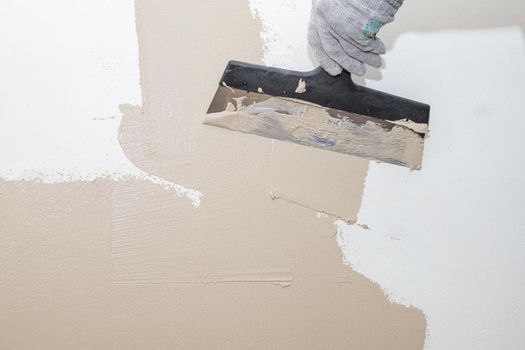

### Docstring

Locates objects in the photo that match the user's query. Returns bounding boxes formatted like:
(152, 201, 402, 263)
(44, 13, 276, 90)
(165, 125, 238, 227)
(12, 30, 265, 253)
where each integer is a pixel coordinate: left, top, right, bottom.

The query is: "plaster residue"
(387, 118, 430, 134)
(221, 81, 236, 94)
(205, 89, 425, 169)
(295, 78, 307, 93)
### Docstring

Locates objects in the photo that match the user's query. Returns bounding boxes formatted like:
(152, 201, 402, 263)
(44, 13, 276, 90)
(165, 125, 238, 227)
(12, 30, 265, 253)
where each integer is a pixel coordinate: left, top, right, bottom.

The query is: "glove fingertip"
(373, 39, 386, 54)
(368, 55, 383, 68)
(323, 63, 343, 76)
(352, 65, 366, 76)
(340, 59, 366, 76)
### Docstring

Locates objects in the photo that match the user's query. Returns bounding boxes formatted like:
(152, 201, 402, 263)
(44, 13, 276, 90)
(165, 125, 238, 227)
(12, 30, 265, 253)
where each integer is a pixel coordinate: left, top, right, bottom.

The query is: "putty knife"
(205, 60, 430, 169)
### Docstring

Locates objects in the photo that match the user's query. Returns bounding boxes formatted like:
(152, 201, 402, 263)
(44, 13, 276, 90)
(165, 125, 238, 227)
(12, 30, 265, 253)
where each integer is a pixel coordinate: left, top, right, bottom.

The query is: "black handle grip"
(220, 60, 430, 124)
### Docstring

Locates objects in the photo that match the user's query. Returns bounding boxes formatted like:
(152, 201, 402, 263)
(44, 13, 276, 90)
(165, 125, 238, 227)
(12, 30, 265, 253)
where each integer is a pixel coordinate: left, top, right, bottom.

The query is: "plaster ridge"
(269, 191, 357, 224)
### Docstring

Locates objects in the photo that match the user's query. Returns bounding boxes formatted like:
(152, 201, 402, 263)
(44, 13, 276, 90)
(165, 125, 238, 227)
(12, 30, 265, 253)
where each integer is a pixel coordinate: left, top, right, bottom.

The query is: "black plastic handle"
(219, 60, 430, 124)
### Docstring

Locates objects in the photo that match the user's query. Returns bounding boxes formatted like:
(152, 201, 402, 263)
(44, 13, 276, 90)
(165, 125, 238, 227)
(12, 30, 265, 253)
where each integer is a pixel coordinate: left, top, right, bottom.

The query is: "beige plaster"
(0, 0, 427, 348)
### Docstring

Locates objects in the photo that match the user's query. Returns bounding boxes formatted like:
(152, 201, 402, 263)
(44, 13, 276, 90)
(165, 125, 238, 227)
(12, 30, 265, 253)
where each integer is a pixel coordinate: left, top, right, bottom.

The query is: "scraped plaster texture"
(1, 0, 426, 349)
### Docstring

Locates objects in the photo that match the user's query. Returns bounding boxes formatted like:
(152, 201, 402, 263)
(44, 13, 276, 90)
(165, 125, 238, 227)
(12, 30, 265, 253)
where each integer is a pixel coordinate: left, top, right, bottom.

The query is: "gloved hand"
(308, 0, 403, 76)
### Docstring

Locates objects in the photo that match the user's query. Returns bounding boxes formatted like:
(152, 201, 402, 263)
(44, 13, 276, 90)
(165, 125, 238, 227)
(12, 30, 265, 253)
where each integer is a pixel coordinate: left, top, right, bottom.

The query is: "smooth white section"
(249, 0, 314, 71)
(250, 0, 525, 348)
(337, 28, 525, 350)
(0, 0, 202, 207)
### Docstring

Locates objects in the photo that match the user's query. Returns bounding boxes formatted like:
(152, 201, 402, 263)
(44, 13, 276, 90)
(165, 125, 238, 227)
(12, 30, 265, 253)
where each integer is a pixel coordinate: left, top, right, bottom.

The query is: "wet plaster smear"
(0, 0, 427, 349)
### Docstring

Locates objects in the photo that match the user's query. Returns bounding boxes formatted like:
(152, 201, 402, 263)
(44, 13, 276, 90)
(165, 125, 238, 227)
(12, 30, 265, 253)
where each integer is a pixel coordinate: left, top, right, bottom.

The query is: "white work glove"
(308, 0, 403, 76)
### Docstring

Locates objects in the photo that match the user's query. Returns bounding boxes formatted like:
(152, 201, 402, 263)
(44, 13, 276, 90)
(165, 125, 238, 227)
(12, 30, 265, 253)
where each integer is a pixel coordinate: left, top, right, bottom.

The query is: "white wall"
(337, 28, 525, 350)
(0, 0, 140, 179)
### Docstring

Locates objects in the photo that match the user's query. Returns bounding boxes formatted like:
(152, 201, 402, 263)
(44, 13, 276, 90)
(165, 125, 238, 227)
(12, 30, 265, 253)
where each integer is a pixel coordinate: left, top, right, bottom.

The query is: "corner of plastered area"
(0, 0, 202, 208)
(117, 103, 205, 207)
(334, 218, 404, 304)
(333, 217, 431, 347)
(0, 104, 203, 208)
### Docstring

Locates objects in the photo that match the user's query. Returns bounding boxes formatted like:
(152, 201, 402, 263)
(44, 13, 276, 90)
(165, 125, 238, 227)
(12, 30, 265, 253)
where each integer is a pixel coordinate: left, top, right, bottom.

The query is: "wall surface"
(1, 0, 525, 349)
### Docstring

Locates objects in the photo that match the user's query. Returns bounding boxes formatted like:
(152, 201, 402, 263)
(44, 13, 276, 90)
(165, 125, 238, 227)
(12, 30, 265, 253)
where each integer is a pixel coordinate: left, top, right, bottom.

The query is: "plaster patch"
(1, 178, 427, 349)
